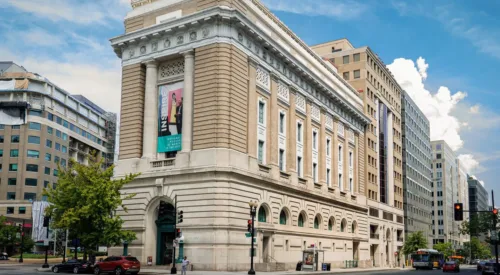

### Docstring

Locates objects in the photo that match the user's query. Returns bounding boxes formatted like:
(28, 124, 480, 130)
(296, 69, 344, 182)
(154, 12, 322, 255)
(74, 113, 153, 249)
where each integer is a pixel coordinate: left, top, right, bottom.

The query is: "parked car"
(52, 259, 93, 274)
(442, 261, 459, 273)
(93, 256, 140, 275)
(0, 252, 8, 260)
(482, 262, 500, 275)
(478, 261, 488, 271)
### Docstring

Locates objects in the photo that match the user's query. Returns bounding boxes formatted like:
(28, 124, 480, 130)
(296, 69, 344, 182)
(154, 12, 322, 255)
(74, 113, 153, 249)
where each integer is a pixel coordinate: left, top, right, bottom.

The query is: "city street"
(0, 265, 483, 275)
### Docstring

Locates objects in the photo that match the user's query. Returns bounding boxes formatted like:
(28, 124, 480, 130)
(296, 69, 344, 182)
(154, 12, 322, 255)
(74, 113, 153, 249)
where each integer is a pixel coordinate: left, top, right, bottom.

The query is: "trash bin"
(296, 261, 303, 271)
(326, 263, 331, 271)
(322, 263, 327, 271)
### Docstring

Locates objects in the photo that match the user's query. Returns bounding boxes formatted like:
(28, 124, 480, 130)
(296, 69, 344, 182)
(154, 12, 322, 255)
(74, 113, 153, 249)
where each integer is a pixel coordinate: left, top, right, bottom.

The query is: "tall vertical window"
(339, 174, 343, 190)
(327, 169, 331, 186)
(279, 112, 285, 134)
(326, 139, 331, 156)
(349, 178, 353, 191)
(313, 131, 317, 150)
(279, 149, 285, 171)
(258, 141, 264, 164)
(313, 163, 317, 183)
(297, 122, 302, 142)
(258, 101, 265, 124)
(297, 157, 302, 177)
(339, 145, 343, 162)
(349, 152, 353, 168)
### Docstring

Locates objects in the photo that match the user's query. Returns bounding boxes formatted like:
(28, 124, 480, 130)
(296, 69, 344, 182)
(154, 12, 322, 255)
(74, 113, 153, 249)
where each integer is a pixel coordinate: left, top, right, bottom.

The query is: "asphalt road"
(0, 264, 483, 275)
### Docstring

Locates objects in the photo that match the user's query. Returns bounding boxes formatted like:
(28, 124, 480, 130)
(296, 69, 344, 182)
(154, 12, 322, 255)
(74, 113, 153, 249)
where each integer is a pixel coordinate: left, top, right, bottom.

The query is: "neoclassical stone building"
(110, 0, 373, 271)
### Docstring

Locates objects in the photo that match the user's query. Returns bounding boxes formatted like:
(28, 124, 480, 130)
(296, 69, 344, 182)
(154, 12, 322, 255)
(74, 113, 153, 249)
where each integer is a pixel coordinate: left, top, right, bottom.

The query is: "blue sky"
(1, 0, 499, 204)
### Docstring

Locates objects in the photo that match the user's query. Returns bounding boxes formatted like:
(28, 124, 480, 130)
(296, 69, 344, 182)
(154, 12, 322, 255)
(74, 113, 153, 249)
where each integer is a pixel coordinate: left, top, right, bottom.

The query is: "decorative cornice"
(110, 6, 371, 132)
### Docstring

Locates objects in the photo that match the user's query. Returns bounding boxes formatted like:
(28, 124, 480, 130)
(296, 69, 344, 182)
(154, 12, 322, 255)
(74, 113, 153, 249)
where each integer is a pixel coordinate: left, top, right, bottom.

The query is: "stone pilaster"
(287, 88, 297, 172)
(269, 72, 280, 167)
(181, 50, 195, 153)
(319, 109, 326, 186)
(305, 98, 313, 189)
(247, 57, 259, 158)
(142, 60, 158, 159)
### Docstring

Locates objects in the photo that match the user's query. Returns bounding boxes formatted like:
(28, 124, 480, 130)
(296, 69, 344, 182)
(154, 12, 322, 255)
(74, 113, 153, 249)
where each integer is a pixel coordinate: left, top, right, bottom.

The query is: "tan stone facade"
(312, 39, 405, 267)
(111, 0, 374, 271)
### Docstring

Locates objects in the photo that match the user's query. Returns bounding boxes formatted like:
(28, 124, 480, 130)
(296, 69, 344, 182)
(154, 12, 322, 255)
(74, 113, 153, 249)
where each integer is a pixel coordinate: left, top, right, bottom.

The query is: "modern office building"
(431, 140, 462, 247)
(468, 176, 488, 215)
(110, 0, 375, 271)
(0, 62, 116, 223)
(456, 161, 469, 245)
(312, 39, 405, 267)
(401, 91, 433, 247)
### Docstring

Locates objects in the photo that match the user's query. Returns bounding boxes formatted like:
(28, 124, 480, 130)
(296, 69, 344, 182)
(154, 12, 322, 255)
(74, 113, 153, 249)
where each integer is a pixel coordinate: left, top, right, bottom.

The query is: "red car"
(93, 256, 140, 275)
(442, 261, 460, 273)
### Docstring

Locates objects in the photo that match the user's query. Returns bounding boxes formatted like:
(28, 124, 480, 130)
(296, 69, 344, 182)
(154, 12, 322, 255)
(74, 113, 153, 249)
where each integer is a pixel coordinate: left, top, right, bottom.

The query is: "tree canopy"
(43, 157, 140, 255)
(401, 231, 428, 256)
(460, 212, 499, 243)
(462, 237, 492, 260)
(0, 216, 20, 251)
(433, 242, 454, 258)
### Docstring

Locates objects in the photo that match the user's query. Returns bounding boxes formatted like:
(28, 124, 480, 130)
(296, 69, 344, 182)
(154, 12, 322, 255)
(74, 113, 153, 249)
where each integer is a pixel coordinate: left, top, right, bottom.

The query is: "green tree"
(0, 216, 19, 252)
(401, 231, 428, 257)
(464, 237, 492, 260)
(21, 237, 35, 254)
(460, 212, 499, 239)
(433, 242, 454, 258)
(43, 157, 139, 258)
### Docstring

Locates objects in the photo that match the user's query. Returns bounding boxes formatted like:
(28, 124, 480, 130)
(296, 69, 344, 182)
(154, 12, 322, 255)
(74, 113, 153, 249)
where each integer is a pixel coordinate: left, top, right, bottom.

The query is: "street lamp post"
(42, 217, 49, 268)
(248, 200, 258, 275)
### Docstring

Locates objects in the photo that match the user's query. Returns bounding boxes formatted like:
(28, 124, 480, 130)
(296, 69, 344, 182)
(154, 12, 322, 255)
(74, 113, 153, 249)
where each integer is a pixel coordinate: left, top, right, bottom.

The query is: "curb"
(138, 268, 400, 275)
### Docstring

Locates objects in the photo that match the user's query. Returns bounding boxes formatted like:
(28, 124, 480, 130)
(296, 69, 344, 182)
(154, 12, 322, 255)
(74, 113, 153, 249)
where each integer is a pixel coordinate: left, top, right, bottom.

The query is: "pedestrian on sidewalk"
(181, 256, 190, 275)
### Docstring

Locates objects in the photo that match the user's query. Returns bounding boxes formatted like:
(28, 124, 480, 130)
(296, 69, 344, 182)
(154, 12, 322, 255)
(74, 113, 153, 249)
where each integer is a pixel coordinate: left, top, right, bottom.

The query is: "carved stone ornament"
(177, 35, 184, 45)
(190, 31, 197, 41)
(202, 27, 209, 38)
(238, 32, 243, 42)
(164, 39, 171, 48)
(140, 46, 146, 54)
(152, 41, 158, 52)
(129, 49, 135, 58)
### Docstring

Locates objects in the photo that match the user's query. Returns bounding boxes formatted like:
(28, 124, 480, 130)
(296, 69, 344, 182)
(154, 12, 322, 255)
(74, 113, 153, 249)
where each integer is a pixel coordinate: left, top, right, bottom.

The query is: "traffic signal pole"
(492, 191, 498, 275)
(171, 195, 177, 274)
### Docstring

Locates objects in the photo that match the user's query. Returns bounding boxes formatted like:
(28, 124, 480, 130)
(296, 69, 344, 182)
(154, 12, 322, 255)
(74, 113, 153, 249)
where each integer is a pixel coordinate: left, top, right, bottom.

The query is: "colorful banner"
(158, 82, 184, 153)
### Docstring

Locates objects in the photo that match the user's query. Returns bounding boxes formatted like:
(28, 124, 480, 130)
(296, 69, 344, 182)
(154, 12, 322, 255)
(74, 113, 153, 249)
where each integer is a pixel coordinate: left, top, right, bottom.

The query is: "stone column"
(181, 50, 195, 153)
(287, 88, 297, 172)
(305, 99, 313, 188)
(247, 57, 259, 158)
(269, 72, 280, 167)
(387, 111, 394, 206)
(319, 110, 326, 185)
(142, 60, 158, 159)
(332, 118, 339, 192)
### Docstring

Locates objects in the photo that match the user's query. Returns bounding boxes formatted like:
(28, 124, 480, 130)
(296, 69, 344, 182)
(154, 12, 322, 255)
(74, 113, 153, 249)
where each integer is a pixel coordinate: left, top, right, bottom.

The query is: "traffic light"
(158, 201, 167, 217)
(247, 220, 252, 232)
(454, 203, 463, 221)
(493, 208, 498, 215)
(178, 210, 183, 224)
(43, 216, 50, 227)
(176, 229, 182, 238)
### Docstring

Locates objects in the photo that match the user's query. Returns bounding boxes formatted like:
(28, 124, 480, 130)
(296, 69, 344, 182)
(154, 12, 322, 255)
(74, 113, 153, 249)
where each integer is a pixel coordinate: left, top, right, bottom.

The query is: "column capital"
(289, 85, 299, 93)
(270, 71, 281, 81)
(144, 59, 158, 68)
(180, 49, 194, 57)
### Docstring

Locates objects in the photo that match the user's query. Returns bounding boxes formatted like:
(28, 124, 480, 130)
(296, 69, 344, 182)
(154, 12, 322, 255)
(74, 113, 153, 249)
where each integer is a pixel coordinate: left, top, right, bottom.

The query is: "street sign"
(245, 233, 251, 238)
(43, 239, 49, 246)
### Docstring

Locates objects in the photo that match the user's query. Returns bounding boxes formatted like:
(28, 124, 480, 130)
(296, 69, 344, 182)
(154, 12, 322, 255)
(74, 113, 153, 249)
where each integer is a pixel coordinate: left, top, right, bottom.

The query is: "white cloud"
(23, 27, 66, 47)
(4, 0, 130, 25)
(416, 57, 428, 80)
(261, 0, 368, 20)
(469, 104, 480, 114)
(388, 57, 466, 151)
(457, 154, 480, 174)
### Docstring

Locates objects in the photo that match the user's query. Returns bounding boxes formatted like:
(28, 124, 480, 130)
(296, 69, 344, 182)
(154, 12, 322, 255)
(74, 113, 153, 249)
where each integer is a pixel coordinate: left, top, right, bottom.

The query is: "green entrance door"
(155, 201, 176, 265)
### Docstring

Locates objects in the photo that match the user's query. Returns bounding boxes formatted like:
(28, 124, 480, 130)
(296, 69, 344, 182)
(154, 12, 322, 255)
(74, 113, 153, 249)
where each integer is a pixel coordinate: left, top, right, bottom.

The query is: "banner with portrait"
(158, 82, 184, 153)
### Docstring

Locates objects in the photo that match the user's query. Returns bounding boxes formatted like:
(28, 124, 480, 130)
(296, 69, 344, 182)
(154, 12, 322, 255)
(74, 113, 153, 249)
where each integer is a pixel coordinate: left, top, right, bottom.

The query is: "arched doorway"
(155, 201, 176, 265)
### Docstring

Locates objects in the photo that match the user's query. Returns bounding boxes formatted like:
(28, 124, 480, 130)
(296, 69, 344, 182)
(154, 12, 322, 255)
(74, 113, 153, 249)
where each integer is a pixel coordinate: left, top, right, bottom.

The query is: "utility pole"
(171, 195, 177, 274)
(492, 191, 498, 275)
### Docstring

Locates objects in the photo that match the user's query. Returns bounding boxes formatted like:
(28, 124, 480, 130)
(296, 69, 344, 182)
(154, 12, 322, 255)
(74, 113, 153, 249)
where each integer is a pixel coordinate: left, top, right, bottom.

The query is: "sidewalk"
(138, 267, 404, 275)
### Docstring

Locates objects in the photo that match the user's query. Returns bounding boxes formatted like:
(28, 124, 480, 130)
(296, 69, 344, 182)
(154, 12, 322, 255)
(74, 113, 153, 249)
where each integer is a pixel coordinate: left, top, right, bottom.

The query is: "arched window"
(328, 218, 334, 231)
(279, 210, 287, 225)
(352, 221, 357, 234)
(258, 207, 266, 222)
(298, 213, 304, 227)
(341, 218, 347, 232)
(314, 216, 320, 229)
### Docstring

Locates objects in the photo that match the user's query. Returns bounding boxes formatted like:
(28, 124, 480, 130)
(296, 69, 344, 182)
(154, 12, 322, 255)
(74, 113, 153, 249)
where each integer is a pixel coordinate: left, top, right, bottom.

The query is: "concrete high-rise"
(312, 39, 405, 267)
(109, 0, 374, 271)
(431, 140, 462, 247)
(401, 91, 433, 247)
(0, 62, 116, 224)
